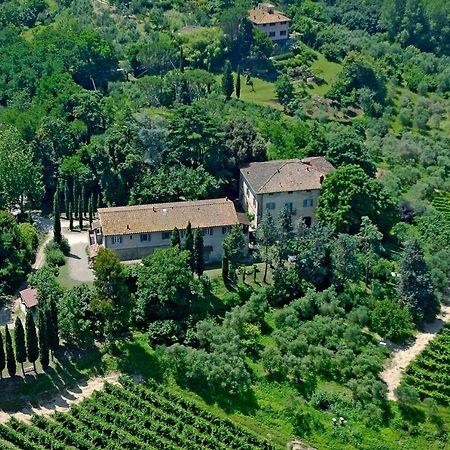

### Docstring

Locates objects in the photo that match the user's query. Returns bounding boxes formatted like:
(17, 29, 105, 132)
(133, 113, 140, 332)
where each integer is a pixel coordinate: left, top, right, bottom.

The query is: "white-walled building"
(91, 198, 246, 262)
(239, 157, 334, 229)
(248, 3, 290, 42)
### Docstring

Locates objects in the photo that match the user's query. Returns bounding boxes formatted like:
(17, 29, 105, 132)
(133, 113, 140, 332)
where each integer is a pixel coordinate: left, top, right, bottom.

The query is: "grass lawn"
(306, 53, 343, 96)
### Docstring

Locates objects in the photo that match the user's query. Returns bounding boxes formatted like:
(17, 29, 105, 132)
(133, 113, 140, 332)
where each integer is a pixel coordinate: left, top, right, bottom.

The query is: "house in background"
(91, 198, 247, 262)
(239, 157, 334, 229)
(248, 3, 290, 42)
(20, 288, 38, 314)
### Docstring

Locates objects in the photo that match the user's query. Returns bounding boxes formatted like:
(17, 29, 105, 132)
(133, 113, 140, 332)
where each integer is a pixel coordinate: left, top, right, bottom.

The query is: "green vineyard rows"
(432, 191, 450, 219)
(0, 377, 274, 450)
(403, 325, 450, 405)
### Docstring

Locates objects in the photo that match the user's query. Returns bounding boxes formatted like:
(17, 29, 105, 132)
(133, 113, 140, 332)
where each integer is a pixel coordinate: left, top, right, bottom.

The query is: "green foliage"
(171, 227, 181, 248)
(275, 75, 295, 109)
(221, 60, 234, 100)
(14, 317, 27, 375)
(38, 309, 49, 371)
(370, 299, 414, 342)
(184, 222, 194, 271)
(45, 241, 65, 267)
(53, 187, 62, 245)
(0, 329, 4, 378)
(4, 325, 16, 377)
(194, 228, 204, 276)
(25, 310, 38, 371)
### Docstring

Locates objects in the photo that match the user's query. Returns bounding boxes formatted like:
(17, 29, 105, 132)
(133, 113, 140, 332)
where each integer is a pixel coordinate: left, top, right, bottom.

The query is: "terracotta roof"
(98, 198, 240, 236)
(240, 157, 334, 194)
(248, 6, 290, 25)
(20, 288, 38, 309)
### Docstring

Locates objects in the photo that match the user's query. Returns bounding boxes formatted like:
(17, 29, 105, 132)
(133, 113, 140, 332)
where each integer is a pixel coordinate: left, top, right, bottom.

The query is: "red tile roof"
(20, 288, 38, 309)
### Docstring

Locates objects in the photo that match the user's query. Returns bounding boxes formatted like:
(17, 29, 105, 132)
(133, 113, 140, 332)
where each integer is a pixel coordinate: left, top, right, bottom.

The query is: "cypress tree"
(53, 187, 62, 245)
(194, 228, 204, 276)
(184, 222, 194, 270)
(78, 194, 83, 230)
(82, 185, 86, 217)
(47, 299, 59, 358)
(0, 328, 5, 379)
(64, 180, 70, 218)
(93, 192, 98, 213)
(222, 254, 229, 282)
(73, 180, 78, 219)
(236, 66, 241, 100)
(14, 317, 27, 376)
(38, 309, 49, 371)
(88, 195, 93, 227)
(222, 60, 234, 100)
(25, 310, 39, 372)
(171, 227, 181, 248)
(5, 325, 16, 377)
(69, 202, 73, 231)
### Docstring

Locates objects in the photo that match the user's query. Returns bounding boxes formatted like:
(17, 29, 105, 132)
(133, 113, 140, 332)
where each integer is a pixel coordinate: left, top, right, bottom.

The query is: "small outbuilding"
(19, 288, 38, 314)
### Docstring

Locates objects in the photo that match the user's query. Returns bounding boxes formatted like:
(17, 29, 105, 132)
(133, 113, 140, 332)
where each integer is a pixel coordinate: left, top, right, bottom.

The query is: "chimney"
(126, 224, 130, 230)
(320, 175, 324, 184)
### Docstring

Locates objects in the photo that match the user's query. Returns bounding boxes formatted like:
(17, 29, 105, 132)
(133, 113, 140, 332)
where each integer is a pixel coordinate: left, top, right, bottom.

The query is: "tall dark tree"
(25, 310, 39, 372)
(47, 299, 59, 358)
(171, 227, 181, 248)
(14, 317, 27, 376)
(223, 225, 246, 280)
(0, 329, 5, 379)
(88, 195, 93, 227)
(222, 254, 229, 282)
(69, 202, 73, 231)
(93, 192, 98, 212)
(53, 187, 62, 245)
(78, 194, 83, 230)
(222, 60, 234, 100)
(64, 180, 70, 218)
(256, 211, 277, 283)
(236, 66, 241, 99)
(82, 185, 86, 217)
(194, 228, 204, 276)
(38, 309, 49, 371)
(184, 222, 195, 270)
(397, 239, 438, 322)
(73, 180, 78, 219)
(5, 325, 16, 377)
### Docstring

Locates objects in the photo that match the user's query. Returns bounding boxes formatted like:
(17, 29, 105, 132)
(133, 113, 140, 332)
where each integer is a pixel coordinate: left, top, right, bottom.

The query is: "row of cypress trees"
(0, 304, 58, 378)
(171, 222, 204, 276)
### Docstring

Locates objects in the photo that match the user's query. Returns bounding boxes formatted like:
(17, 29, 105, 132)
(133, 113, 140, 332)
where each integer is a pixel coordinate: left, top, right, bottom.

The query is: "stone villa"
(90, 198, 246, 262)
(239, 157, 334, 228)
(248, 3, 290, 42)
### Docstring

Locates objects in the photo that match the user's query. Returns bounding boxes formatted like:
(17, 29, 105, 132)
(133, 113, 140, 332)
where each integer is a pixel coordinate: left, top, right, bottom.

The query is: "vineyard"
(0, 377, 274, 450)
(432, 191, 450, 219)
(403, 325, 450, 405)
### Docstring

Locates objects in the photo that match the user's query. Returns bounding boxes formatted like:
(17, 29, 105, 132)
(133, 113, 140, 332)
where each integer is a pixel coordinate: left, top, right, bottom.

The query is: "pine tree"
(171, 227, 181, 248)
(46, 300, 59, 359)
(184, 222, 195, 270)
(53, 187, 62, 245)
(222, 254, 229, 282)
(38, 309, 49, 371)
(222, 60, 234, 100)
(236, 66, 241, 100)
(14, 317, 27, 376)
(5, 325, 16, 377)
(88, 195, 93, 227)
(0, 329, 5, 379)
(194, 228, 204, 276)
(25, 310, 39, 372)
(78, 194, 83, 230)
(64, 180, 70, 218)
(68, 202, 73, 231)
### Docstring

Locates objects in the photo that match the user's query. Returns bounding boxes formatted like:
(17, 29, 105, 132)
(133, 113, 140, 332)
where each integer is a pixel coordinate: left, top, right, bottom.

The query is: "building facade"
(239, 157, 334, 229)
(248, 3, 290, 42)
(91, 198, 246, 262)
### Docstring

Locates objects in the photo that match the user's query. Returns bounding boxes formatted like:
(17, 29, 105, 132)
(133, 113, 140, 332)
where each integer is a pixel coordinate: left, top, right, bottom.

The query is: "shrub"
(59, 236, 71, 256)
(45, 241, 65, 267)
(148, 320, 183, 346)
(370, 299, 413, 343)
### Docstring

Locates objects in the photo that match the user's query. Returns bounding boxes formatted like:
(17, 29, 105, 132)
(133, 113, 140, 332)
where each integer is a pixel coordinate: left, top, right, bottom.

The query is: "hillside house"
(248, 3, 290, 42)
(239, 157, 334, 228)
(20, 288, 38, 314)
(90, 198, 247, 262)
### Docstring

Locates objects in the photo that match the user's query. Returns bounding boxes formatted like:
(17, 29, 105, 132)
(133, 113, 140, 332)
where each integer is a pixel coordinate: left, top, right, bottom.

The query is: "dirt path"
(0, 374, 120, 424)
(381, 305, 450, 400)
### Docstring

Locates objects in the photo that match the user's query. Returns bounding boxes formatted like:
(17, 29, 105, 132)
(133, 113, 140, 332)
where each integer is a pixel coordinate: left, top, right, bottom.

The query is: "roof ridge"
(256, 159, 304, 193)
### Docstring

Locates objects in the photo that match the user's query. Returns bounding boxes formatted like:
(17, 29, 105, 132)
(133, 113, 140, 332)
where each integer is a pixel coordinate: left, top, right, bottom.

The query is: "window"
(266, 202, 276, 210)
(288, 191, 293, 194)
(203, 228, 214, 236)
(162, 231, 171, 240)
(270, 23, 275, 27)
(303, 199, 314, 207)
(180, 230, 185, 238)
(222, 226, 229, 235)
(140, 233, 151, 242)
(304, 217, 312, 227)
(112, 236, 122, 244)
(280, 30, 287, 36)
(284, 202, 293, 212)
(269, 31, 276, 37)
(252, 198, 256, 207)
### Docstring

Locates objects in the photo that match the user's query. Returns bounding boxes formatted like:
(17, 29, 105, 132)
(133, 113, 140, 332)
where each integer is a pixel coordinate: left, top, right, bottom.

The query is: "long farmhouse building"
(90, 198, 246, 262)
